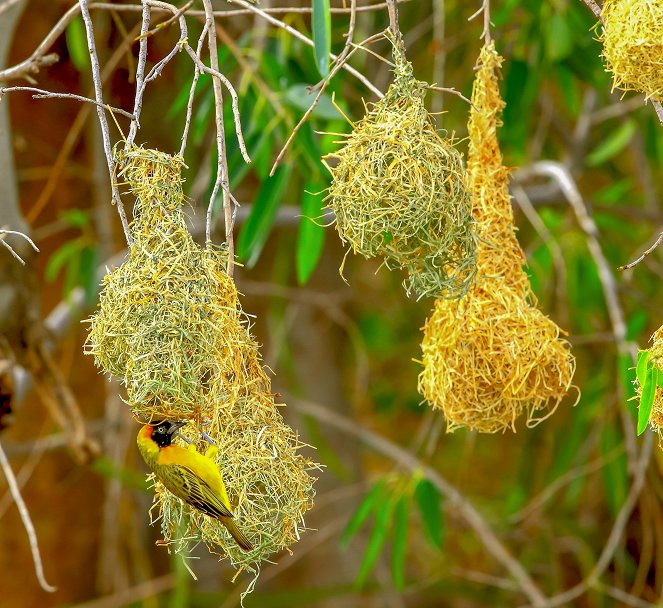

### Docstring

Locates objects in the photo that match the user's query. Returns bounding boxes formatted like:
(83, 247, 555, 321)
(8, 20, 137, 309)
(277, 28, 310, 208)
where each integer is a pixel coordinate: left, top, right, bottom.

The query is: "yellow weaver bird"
(137, 420, 253, 551)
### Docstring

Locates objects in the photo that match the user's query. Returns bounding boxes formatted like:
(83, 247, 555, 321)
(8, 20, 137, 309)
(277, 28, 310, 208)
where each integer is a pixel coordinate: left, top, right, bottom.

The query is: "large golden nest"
(324, 52, 477, 300)
(601, 0, 663, 100)
(418, 43, 576, 433)
(86, 147, 317, 568)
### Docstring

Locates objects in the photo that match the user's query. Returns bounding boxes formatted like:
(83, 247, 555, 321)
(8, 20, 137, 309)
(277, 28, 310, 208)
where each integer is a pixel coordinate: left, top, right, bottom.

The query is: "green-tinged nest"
(418, 278, 576, 433)
(85, 148, 265, 419)
(601, 0, 663, 100)
(418, 43, 577, 432)
(153, 392, 317, 571)
(323, 60, 477, 300)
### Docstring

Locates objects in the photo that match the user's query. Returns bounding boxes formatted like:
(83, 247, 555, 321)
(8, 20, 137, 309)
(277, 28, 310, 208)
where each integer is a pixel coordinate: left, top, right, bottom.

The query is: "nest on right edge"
(418, 43, 577, 433)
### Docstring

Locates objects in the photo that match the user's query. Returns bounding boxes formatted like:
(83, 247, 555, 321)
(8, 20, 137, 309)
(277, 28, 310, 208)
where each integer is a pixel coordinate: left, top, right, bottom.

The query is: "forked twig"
(0, 229, 39, 265)
(618, 230, 663, 271)
(0, 438, 56, 592)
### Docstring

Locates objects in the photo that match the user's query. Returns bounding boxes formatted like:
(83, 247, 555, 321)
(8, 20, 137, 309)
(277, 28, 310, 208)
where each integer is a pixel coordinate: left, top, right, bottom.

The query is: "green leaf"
(236, 165, 292, 267)
(80, 245, 99, 306)
(636, 350, 650, 387)
(45, 239, 85, 283)
(66, 18, 90, 72)
(341, 479, 385, 548)
(296, 183, 326, 284)
(638, 364, 656, 435)
(415, 478, 444, 549)
(587, 119, 637, 166)
(283, 84, 339, 121)
(312, 0, 331, 77)
(546, 13, 573, 62)
(59, 208, 90, 229)
(355, 498, 392, 589)
(391, 496, 408, 591)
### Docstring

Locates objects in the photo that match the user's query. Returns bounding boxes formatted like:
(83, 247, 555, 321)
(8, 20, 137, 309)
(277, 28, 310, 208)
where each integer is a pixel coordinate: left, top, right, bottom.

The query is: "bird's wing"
(171, 464, 234, 519)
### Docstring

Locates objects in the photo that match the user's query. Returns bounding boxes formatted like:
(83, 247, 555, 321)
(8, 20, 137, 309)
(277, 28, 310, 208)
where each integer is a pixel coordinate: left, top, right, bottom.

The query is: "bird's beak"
(168, 421, 188, 434)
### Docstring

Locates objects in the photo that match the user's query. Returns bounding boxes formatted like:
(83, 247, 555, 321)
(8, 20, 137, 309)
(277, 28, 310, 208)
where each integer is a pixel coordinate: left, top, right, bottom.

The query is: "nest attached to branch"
(86, 147, 316, 567)
(86, 148, 258, 419)
(418, 44, 576, 433)
(601, 0, 663, 100)
(323, 52, 477, 300)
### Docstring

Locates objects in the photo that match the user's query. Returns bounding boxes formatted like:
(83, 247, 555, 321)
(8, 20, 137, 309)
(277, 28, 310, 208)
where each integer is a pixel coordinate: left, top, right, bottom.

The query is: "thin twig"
(270, 0, 358, 175)
(652, 101, 663, 125)
(0, 438, 56, 592)
(618, 230, 663, 271)
(201, 0, 235, 271)
(581, 0, 603, 21)
(293, 398, 547, 606)
(0, 86, 134, 119)
(427, 84, 476, 108)
(228, 0, 382, 98)
(0, 229, 39, 265)
(138, 0, 192, 40)
(179, 23, 208, 157)
(126, 1, 151, 146)
(78, 0, 133, 245)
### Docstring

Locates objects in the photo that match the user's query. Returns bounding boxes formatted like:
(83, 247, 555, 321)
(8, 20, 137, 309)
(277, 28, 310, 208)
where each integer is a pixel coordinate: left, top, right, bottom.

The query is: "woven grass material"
(418, 44, 576, 433)
(86, 147, 316, 567)
(323, 51, 477, 300)
(601, 0, 663, 100)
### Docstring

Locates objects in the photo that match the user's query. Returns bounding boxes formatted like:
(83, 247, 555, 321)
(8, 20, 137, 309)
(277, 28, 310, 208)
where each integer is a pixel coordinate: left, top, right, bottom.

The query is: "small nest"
(601, 0, 663, 100)
(418, 43, 576, 432)
(323, 54, 476, 300)
(86, 148, 263, 419)
(154, 389, 317, 571)
(418, 278, 575, 432)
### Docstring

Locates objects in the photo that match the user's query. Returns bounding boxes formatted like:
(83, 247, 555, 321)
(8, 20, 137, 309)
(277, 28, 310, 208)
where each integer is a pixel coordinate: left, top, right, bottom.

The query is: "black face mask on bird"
(150, 420, 188, 447)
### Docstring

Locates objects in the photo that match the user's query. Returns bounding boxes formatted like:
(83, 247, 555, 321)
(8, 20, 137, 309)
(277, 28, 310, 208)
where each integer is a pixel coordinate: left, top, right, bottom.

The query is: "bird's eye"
(157, 426, 167, 434)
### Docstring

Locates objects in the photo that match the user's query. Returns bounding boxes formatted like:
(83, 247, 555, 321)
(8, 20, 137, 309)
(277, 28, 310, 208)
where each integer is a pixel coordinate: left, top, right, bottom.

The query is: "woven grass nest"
(418, 44, 576, 433)
(86, 147, 317, 569)
(601, 0, 663, 100)
(323, 48, 476, 300)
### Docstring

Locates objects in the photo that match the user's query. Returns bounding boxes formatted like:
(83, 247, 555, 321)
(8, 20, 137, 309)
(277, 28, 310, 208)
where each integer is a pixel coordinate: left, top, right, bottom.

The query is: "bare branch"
(0, 228, 39, 265)
(581, 0, 603, 21)
(0, 438, 56, 592)
(179, 23, 208, 158)
(78, 0, 133, 245)
(270, 0, 358, 175)
(652, 100, 663, 125)
(293, 399, 547, 606)
(618, 230, 663, 271)
(228, 0, 382, 98)
(0, 86, 135, 119)
(126, 1, 151, 146)
(427, 84, 476, 108)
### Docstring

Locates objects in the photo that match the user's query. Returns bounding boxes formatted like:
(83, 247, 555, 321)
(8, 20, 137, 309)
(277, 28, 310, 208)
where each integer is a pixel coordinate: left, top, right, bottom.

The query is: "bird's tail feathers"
(222, 517, 254, 552)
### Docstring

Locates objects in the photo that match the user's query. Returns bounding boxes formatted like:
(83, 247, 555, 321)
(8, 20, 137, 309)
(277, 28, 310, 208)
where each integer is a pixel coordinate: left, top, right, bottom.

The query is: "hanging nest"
(154, 389, 317, 571)
(601, 0, 663, 100)
(87, 146, 317, 570)
(323, 49, 476, 300)
(418, 43, 576, 432)
(85, 148, 262, 420)
(418, 279, 575, 432)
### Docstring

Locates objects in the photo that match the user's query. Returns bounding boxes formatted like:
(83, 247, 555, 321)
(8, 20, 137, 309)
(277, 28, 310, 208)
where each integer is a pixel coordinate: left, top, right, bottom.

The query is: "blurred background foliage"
(1, 0, 663, 606)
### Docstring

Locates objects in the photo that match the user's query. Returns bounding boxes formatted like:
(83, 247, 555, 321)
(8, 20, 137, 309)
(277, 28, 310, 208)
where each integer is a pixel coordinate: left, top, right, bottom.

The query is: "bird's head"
(148, 420, 188, 448)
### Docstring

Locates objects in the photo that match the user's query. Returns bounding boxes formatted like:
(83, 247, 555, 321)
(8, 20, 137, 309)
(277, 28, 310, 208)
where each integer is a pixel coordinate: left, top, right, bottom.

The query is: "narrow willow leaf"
(587, 119, 637, 166)
(391, 496, 409, 591)
(636, 350, 650, 387)
(340, 479, 385, 548)
(312, 0, 331, 77)
(355, 499, 392, 589)
(415, 478, 444, 549)
(637, 364, 656, 435)
(65, 19, 90, 72)
(296, 183, 326, 284)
